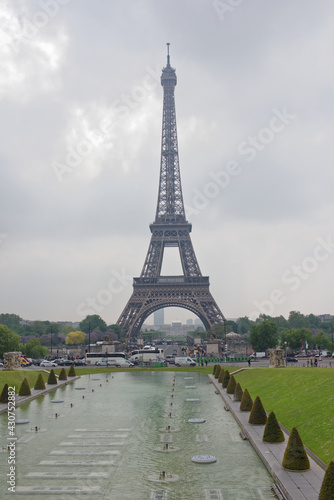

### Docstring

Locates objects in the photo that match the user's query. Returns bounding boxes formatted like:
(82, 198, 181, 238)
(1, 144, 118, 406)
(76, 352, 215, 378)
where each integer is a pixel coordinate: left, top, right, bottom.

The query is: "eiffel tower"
(117, 45, 225, 339)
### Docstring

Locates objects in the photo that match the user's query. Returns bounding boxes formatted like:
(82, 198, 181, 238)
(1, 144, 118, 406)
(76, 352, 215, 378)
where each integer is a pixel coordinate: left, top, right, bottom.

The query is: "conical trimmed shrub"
(319, 460, 334, 500)
(0, 383, 9, 403)
(249, 396, 267, 425)
(213, 364, 218, 376)
(47, 369, 58, 385)
(263, 411, 285, 443)
(214, 365, 221, 379)
(282, 427, 310, 470)
(34, 373, 46, 390)
(226, 375, 236, 394)
(19, 377, 31, 396)
(234, 382, 243, 401)
(59, 368, 67, 381)
(218, 368, 225, 384)
(222, 370, 230, 389)
(68, 365, 76, 377)
(240, 388, 253, 411)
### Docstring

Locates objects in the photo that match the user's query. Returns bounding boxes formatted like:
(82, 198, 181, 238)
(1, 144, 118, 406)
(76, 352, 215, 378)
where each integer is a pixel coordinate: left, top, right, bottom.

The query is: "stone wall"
(4, 352, 22, 370)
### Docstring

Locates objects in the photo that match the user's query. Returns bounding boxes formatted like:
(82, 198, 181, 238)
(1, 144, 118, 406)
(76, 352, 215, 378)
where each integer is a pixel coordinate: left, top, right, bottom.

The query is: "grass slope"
(234, 368, 334, 464)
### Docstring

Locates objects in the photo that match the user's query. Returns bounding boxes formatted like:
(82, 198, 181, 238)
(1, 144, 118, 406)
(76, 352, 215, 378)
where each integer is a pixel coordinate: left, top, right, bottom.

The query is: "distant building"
(186, 318, 193, 326)
(317, 314, 333, 323)
(154, 309, 165, 326)
(194, 318, 204, 328)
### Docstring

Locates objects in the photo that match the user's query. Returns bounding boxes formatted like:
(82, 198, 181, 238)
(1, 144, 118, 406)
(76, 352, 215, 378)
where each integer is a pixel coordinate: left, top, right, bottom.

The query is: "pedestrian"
(205, 359, 208, 367)
(248, 358, 251, 367)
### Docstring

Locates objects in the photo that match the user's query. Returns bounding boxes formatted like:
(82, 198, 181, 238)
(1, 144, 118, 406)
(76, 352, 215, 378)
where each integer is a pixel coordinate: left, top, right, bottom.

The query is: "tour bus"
(129, 349, 164, 364)
(85, 352, 127, 366)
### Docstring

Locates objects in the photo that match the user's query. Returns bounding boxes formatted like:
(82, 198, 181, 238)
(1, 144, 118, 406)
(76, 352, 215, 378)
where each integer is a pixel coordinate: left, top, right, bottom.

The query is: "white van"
(174, 357, 196, 367)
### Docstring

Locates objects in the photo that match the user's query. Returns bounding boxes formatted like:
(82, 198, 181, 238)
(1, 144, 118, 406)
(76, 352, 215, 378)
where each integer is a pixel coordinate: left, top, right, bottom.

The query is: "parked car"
(165, 355, 175, 364)
(73, 359, 86, 366)
(55, 359, 74, 366)
(32, 359, 44, 365)
(286, 357, 298, 363)
(96, 359, 134, 368)
(40, 360, 58, 367)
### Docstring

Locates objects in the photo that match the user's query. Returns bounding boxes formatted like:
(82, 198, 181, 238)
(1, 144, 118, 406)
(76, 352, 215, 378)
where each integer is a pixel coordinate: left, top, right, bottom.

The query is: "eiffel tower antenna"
(117, 48, 225, 339)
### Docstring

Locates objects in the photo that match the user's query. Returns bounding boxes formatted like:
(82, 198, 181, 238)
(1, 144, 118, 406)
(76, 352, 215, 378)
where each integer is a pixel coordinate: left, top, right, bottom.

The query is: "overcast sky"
(1, 0, 334, 326)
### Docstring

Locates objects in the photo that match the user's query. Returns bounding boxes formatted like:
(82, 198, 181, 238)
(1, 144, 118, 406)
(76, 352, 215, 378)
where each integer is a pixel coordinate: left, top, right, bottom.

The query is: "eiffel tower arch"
(117, 45, 225, 339)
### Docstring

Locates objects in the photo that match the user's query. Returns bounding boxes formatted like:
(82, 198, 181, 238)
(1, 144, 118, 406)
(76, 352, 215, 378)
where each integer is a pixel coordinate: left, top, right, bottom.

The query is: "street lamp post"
(50, 326, 53, 358)
(88, 322, 91, 354)
(284, 341, 287, 366)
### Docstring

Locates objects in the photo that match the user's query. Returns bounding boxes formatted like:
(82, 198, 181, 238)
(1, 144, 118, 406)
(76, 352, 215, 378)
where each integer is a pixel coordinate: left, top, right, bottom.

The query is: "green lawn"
(233, 367, 334, 465)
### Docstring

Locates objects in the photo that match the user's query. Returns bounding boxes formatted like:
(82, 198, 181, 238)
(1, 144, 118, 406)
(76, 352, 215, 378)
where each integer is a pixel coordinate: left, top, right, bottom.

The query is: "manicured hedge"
(319, 460, 334, 500)
(47, 369, 58, 385)
(19, 377, 31, 396)
(34, 373, 46, 390)
(263, 411, 285, 443)
(248, 396, 267, 425)
(240, 388, 253, 411)
(282, 427, 310, 470)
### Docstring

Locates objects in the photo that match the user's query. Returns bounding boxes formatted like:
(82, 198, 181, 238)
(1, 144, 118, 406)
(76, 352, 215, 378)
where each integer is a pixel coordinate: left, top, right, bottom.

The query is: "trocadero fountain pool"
(0, 371, 275, 499)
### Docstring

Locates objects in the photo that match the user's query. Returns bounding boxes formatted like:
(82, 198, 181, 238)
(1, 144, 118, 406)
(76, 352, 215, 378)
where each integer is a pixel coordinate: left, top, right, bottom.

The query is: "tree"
(263, 411, 285, 443)
(226, 375, 236, 394)
(0, 384, 9, 403)
(208, 323, 225, 339)
(249, 320, 278, 352)
(61, 325, 77, 335)
(107, 324, 122, 337)
(248, 396, 267, 425)
(47, 369, 57, 385)
(59, 368, 67, 381)
(0, 325, 20, 358)
(0, 313, 22, 333)
(65, 331, 86, 345)
(314, 331, 330, 350)
(34, 374, 46, 390)
(22, 338, 49, 359)
(19, 378, 31, 396)
(319, 460, 334, 500)
(68, 365, 76, 377)
(237, 316, 253, 335)
(288, 311, 306, 329)
(240, 388, 253, 411)
(282, 427, 310, 470)
(79, 315, 107, 333)
(280, 328, 313, 350)
(234, 382, 243, 402)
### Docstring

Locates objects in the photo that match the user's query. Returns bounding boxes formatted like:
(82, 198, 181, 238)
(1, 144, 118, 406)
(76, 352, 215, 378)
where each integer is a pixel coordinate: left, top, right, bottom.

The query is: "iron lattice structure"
(117, 46, 225, 339)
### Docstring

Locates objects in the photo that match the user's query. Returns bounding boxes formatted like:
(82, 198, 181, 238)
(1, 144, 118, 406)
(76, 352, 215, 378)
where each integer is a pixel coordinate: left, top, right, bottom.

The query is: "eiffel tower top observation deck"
(117, 45, 225, 338)
(155, 43, 186, 224)
(140, 45, 202, 280)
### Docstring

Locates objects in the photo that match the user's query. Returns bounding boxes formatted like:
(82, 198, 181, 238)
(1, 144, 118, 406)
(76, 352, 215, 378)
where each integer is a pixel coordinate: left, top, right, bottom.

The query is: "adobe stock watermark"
(21, 0, 71, 40)
(52, 64, 161, 182)
(213, 0, 244, 22)
(76, 268, 132, 318)
(249, 235, 334, 320)
(185, 107, 296, 218)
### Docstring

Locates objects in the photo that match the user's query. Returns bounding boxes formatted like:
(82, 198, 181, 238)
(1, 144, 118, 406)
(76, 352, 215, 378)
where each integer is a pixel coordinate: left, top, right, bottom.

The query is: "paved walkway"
(209, 375, 324, 500)
(0, 374, 80, 415)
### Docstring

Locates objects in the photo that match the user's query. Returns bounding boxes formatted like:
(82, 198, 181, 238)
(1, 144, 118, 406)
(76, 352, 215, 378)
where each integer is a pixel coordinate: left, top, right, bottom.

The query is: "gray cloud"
(1, 0, 333, 325)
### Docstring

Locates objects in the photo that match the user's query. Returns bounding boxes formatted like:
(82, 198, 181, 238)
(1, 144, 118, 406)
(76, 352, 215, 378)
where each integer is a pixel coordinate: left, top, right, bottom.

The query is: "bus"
(85, 352, 127, 365)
